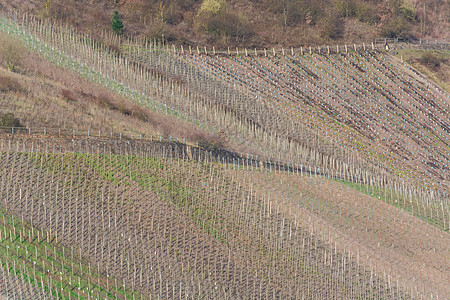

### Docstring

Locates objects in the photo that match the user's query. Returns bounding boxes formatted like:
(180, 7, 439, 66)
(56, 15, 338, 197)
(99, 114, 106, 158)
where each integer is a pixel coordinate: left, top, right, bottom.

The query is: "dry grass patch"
(0, 47, 229, 150)
(397, 49, 450, 92)
(0, 74, 24, 93)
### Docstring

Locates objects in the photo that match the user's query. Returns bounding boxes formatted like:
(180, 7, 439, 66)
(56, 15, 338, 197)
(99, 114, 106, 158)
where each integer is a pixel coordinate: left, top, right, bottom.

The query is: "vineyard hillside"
(0, 134, 447, 299)
(0, 7, 448, 300)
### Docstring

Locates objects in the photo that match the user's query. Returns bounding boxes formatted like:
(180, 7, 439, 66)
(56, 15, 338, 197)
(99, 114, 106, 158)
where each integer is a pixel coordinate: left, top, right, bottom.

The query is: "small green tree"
(111, 11, 124, 35)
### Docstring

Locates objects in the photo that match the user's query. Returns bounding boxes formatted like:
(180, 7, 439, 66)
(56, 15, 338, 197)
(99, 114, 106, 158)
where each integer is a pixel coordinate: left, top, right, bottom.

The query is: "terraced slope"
(0, 134, 448, 299)
(181, 51, 449, 191)
(2, 10, 448, 195)
(0, 9, 449, 299)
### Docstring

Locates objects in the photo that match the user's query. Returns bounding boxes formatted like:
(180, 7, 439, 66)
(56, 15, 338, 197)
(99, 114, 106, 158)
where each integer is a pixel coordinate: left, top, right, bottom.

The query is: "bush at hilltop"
(0, 112, 23, 128)
(200, 0, 227, 15)
(196, 0, 253, 45)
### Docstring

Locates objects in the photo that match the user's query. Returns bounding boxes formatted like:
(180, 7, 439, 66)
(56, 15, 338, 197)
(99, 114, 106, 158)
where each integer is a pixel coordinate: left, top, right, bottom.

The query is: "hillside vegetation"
(0, 32, 225, 148)
(0, 0, 448, 48)
(396, 49, 450, 92)
(0, 5, 448, 300)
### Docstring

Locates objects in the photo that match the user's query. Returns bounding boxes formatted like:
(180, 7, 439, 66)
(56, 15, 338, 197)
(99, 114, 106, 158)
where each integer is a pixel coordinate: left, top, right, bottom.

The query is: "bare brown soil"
(244, 170, 449, 297)
(0, 134, 447, 298)
(0, 134, 429, 298)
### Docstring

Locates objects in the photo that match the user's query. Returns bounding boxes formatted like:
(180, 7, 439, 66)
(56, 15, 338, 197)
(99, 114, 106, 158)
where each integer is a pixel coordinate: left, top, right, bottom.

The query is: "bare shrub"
(191, 132, 225, 152)
(199, 0, 227, 16)
(162, 2, 184, 25)
(61, 89, 77, 102)
(420, 52, 445, 70)
(82, 91, 150, 122)
(321, 13, 344, 40)
(202, 12, 253, 42)
(105, 43, 122, 57)
(0, 75, 24, 93)
(381, 15, 413, 39)
(0, 112, 23, 127)
(196, 0, 253, 44)
(131, 109, 149, 122)
(145, 20, 177, 43)
(0, 34, 26, 71)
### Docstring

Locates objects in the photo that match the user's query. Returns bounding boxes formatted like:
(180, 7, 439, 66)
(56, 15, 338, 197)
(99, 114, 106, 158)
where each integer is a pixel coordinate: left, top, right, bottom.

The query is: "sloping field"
(180, 51, 449, 191)
(0, 8, 449, 300)
(0, 134, 447, 299)
(2, 10, 448, 195)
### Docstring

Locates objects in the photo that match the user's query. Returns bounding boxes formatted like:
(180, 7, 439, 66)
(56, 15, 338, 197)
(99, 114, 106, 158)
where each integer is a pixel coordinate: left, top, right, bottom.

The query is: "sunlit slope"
(2, 135, 445, 298)
(0, 9, 448, 300)
(2, 11, 447, 193)
(184, 51, 449, 191)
